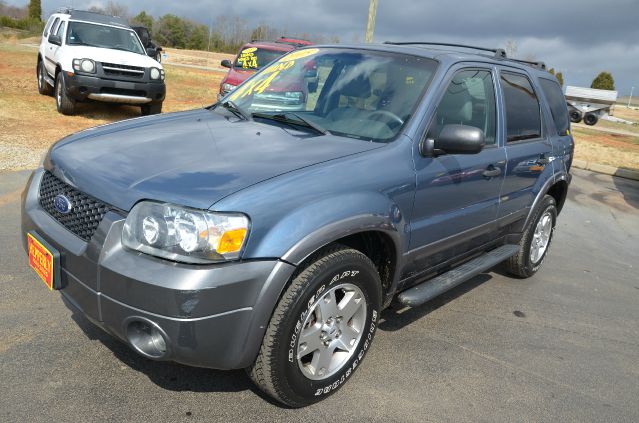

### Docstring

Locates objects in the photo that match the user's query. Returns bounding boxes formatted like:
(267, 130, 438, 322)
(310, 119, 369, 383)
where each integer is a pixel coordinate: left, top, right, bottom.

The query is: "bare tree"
(505, 39, 517, 58)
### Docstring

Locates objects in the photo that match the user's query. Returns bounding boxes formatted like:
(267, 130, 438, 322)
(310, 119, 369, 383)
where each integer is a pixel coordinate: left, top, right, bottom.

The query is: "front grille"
(100, 62, 145, 78)
(39, 171, 111, 241)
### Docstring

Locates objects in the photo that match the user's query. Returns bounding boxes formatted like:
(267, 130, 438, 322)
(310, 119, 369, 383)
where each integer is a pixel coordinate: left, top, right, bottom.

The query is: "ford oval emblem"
(53, 194, 73, 214)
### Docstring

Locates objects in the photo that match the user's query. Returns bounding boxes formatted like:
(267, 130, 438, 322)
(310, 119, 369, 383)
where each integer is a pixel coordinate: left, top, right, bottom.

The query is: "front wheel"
(504, 195, 557, 278)
(248, 246, 382, 408)
(55, 72, 75, 115)
(141, 102, 162, 116)
(37, 61, 53, 96)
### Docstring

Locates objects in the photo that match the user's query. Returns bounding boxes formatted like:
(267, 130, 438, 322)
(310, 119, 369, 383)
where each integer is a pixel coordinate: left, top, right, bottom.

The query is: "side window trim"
(56, 21, 66, 40)
(423, 65, 499, 148)
(498, 69, 545, 144)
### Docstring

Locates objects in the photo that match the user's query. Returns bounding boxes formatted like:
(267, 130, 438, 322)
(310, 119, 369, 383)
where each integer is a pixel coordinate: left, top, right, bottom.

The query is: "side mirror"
(221, 59, 232, 68)
(304, 68, 318, 78)
(48, 34, 62, 46)
(146, 47, 156, 57)
(420, 124, 485, 156)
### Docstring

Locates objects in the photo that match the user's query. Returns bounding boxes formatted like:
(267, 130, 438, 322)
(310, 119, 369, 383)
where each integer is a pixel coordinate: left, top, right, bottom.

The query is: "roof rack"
(509, 58, 547, 70)
(383, 41, 549, 71)
(383, 41, 507, 59)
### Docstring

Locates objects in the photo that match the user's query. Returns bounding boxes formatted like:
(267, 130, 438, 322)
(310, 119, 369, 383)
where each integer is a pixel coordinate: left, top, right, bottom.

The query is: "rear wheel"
(504, 195, 557, 278)
(569, 110, 582, 123)
(248, 246, 382, 408)
(55, 72, 75, 115)
(141, 102, 162, 116)
(37, 61, 53, 96)
(583, 113, 598, 126)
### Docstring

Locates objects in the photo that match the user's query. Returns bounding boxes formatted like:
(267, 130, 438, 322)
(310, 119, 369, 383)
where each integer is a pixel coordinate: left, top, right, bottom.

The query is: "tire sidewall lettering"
(285, 263, 380, 399)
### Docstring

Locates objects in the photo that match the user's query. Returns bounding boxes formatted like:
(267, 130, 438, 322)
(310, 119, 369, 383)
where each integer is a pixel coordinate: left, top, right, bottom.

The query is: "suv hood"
(47, 109, 382, 211)
(64, 45, 160, 69)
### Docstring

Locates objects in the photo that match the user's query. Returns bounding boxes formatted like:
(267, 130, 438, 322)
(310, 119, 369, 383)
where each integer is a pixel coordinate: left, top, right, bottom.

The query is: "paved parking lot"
(1, 168, 638, 422)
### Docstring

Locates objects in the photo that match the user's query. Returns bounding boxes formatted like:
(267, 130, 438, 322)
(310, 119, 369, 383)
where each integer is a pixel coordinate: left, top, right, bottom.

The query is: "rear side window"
(539, 78, 570, 136)
(43, 17, 55, 37)
(500, 72, 541, 142)
(48, 18, 60, 38)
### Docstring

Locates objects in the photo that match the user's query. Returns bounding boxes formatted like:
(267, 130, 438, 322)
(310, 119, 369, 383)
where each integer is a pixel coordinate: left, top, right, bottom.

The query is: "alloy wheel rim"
(297, 282, 367, 380)
(530, 211, 552, 263)
(56, 79, 61, 106)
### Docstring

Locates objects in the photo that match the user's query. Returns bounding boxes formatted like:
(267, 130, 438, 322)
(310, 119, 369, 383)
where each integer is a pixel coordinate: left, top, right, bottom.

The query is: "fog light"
(126, 319, 168, 359)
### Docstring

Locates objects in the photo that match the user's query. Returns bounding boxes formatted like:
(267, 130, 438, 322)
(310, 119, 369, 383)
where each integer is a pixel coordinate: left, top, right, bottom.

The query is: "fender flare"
(234, 194, 407, 366)
(522, 171, 570, 230)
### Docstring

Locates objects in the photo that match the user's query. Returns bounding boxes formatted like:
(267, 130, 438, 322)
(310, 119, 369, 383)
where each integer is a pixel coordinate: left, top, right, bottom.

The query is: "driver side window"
(429, 69, 496, 145)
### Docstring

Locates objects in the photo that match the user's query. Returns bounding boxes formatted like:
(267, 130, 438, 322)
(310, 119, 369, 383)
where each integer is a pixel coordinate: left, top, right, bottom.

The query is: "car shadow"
(612, 173, 639, 210)
(379, 273, 492, 332)
(68, 310, 282, 404)
(71, 102, 142, 121)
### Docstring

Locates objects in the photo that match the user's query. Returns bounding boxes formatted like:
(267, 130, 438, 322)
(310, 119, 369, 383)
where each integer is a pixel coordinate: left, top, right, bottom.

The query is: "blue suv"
(22, 42, 573, 407)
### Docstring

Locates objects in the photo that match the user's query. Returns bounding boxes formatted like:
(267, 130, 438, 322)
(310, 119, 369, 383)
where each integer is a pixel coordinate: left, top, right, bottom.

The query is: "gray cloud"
(18, 0, 639, 93)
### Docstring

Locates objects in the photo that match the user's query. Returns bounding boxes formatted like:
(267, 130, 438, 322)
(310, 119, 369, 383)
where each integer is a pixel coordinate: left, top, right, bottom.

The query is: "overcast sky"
(11, 0, 638, 95)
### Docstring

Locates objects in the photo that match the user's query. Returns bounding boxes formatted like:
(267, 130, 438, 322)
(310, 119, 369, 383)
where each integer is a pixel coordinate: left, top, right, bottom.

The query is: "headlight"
(72, 59, 96, 74)
(150, 67, 164, 80)
(222, 83, 236, 93)
(122, 202, 249, 263)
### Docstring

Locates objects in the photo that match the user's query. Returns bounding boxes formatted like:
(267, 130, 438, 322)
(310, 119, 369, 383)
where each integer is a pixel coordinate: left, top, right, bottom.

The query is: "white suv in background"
(37, 9, 166, 115)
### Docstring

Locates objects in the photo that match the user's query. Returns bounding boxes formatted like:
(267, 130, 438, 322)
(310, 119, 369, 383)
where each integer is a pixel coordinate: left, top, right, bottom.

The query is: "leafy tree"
(27, 0, 41, 21)
(131, 11, 154, 32)
(591, 72, 615, 90)
(155, 14, 187, 48)
(548, 68, 564, 87)
(186, 24, 209, 50)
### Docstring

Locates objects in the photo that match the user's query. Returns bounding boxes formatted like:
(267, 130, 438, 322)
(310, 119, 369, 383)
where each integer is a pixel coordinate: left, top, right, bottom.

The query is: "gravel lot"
(1, 168, 638, 422)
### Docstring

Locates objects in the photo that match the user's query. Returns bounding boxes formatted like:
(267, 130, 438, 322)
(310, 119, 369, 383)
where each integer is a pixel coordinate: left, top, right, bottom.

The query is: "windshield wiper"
(252, 112, 329, 135)
(220, 101, 252, 121)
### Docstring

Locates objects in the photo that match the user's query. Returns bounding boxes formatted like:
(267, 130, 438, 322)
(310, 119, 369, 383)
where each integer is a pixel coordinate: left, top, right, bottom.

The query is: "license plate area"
(27, 232, 61, 290)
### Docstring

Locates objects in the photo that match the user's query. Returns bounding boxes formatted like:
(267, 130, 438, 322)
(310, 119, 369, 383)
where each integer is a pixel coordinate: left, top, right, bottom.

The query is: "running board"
(397, 244, 519, 307)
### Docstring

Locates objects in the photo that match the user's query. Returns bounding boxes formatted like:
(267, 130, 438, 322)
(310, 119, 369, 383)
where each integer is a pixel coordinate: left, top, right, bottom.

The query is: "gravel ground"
(0, 142, 45, 171)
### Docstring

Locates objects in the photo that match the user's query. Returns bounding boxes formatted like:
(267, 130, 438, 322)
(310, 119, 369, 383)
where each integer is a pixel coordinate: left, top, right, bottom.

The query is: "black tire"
(55, 72, 75, 115)
(583, 113, 598, 126)
(37, 60, 53, 96)
(504, 195, 557, 278)
(141, 102, 162, 116)
(569, 110, 582, 123)
(248, 245, 382, 408)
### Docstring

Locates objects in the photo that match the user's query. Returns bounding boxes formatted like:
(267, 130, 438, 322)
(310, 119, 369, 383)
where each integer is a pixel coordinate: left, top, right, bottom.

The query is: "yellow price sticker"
(278, 48, 319, 62)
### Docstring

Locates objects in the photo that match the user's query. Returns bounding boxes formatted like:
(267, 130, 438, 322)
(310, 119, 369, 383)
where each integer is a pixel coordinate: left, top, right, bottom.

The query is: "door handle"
(482, 165, 501, 179)
(536, 156, 550, 165)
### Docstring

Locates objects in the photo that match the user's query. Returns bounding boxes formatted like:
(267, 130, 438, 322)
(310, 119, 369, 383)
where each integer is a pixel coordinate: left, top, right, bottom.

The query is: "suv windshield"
(66, 21, 145, 55)
(224, 48, 438, 142)
(234, 47, 289, 70)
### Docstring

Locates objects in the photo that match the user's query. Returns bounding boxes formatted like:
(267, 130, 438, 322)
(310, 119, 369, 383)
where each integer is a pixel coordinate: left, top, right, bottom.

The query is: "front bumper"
(64, 72, 166, 105)
(21, 169, 296, 369)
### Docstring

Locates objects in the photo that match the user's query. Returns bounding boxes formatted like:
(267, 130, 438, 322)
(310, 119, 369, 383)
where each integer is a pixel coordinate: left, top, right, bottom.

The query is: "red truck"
(218, 37, 312, 100)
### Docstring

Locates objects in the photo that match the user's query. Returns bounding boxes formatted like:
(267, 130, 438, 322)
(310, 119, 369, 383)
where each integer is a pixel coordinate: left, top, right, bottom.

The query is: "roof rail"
(56, 7, 73, 14)
(383, 41, 507, 59)
(509, 58, 547, 70)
